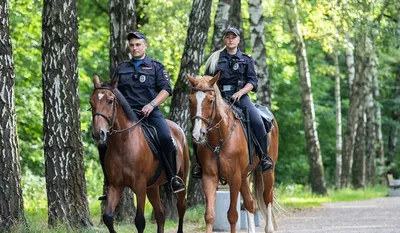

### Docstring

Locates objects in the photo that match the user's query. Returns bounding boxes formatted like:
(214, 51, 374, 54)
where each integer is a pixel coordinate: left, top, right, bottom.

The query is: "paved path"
(275, 196, 400, 233)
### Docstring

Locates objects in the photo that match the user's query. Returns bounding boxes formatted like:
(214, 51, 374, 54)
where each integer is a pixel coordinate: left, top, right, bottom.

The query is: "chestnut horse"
(187, 73, 279, 233)
(90, 75, 189, 233)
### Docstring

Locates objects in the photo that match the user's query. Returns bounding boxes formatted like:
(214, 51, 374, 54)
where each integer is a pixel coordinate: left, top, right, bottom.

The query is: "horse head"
(187, 72, 228, 144)
(90, 75, 119, 144)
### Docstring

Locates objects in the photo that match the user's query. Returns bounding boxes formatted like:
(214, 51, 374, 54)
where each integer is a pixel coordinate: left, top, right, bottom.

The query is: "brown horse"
(90, 75, 189, 233)
(187, 73, 279, 233)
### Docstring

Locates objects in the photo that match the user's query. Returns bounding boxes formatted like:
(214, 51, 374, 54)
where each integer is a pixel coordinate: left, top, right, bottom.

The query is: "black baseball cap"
(223, 27, 240, 36)
(127, 32, 146, 41)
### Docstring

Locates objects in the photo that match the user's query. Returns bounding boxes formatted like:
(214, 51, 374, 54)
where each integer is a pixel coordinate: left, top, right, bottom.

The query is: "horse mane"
(204, 46, 226, 74)
(196, 75, 229, 122)
(100, 80, 139, 122)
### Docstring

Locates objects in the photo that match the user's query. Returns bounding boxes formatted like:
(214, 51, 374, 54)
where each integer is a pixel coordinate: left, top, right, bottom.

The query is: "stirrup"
(191, 165, 202, 179)
(170, 176, 185, 194)
(98, 194, 107, 201)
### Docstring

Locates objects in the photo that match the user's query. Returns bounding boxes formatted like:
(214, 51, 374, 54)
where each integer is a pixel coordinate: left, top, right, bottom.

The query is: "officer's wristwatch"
(150, 101, 157, 107)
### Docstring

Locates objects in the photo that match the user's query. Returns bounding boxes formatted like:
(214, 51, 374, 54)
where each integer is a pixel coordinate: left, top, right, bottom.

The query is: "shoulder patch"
(162, 70, 170, 80)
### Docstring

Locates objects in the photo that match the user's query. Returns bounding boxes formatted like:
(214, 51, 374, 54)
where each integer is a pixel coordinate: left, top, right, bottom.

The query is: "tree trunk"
(249, 0, 271, 107)
(109, 0, 136, 72)
(0, 1, 26, 229)
(352, 112, 366, 189)
(334, 51, 342, 189)
(212, 0, 233, 51)
(286, 0, 327, 195)
(167, 0, 212, 214)
(211, 0, 244, 52)
(106, 0, 137, 222)
(42, 0, 92, 227)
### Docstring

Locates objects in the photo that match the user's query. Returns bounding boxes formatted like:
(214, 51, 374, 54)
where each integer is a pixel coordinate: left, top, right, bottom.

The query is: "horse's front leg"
(103, 185, 123, 233)
(147, 186, 165, 233)
(135, 186, 147, 233)
(227, 173, 241, 233)
(202, 174, 218, 233)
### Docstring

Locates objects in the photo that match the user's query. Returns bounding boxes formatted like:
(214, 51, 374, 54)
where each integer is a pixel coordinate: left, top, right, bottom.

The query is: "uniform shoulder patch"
(162, 69, 170, 80)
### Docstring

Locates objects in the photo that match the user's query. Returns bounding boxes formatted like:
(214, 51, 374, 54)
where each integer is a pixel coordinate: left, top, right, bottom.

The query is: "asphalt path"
(274, 196, 400, 233)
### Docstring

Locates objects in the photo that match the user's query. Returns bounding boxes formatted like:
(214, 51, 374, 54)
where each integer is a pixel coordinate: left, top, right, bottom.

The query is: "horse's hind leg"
(175, 184, 187, 233)
(240, 179, 256, 233)
(263, 172, 275, 233)
(147, 187, 166, 233)
(103, 186, 123, 233)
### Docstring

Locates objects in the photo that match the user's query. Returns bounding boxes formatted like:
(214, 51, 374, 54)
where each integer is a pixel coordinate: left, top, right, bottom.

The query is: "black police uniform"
(205, 49, 273, 173)
(114, 55, 184, 192)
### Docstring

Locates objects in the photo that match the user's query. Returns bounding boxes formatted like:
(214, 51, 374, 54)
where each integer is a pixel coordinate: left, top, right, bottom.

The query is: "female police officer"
(111, 32, 185, 194)
(192, 27, 273, 178)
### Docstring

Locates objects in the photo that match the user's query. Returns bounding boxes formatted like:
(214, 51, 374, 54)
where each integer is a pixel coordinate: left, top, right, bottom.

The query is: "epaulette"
(151, 59, 163, 66)
(117, 60, 131, 66)
(242, 53, 252, 58)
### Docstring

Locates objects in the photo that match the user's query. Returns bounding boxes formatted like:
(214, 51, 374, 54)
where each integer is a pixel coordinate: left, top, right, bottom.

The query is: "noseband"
(92, 87, 144, 135)
(190, 87, 219, 133)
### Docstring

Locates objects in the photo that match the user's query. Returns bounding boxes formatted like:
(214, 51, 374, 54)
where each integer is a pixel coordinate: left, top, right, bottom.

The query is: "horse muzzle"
(92, 128, 109, 145)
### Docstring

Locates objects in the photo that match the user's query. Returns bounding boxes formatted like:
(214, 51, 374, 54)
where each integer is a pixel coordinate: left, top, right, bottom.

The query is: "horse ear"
(209, 71, 221, 86)
(110, 75, 119, 89)
(186, 73, 197, 87)
(93, 74, 101, 88)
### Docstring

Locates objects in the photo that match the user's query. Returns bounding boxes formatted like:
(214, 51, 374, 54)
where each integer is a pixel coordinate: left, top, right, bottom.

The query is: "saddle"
(227, 100, 275, 157)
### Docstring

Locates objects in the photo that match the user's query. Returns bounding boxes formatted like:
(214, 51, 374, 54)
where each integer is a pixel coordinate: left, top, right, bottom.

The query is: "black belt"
(220, 85, 237, 92)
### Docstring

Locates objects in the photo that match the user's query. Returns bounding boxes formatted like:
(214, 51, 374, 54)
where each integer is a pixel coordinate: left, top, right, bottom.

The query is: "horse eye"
(108, 99, 113, 105)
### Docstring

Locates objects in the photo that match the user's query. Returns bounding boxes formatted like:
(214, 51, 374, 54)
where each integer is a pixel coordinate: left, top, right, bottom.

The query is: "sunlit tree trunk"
(341, 35, 356, 188)
(249, 0, 271, 107)
(334, 50, 342, 189)
(168, 0, 212, 212)
(0, 1, 26, 229)
(42, 0, 92, 227)
(286, 0, 327, 195)
(107, 0, 137, 222)
(352, 112, 366, 189)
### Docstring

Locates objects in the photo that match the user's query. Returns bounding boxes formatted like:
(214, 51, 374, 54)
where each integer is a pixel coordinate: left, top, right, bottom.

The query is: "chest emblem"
(232, 63, 239, 70)
(139, 75, 146, 83)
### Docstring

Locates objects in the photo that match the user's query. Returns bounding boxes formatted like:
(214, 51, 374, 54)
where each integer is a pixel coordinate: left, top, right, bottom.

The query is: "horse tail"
(204, 46, 225, 74)
(253, 170, 267, 222)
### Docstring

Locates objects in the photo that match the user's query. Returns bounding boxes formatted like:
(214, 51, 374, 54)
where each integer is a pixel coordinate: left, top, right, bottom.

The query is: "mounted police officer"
(192, 27, 274, 178)
(111, 32, 185, 194)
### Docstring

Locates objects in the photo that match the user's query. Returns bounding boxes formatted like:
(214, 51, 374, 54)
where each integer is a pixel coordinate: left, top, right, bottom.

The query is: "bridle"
(92, 87, 145, 135)
(190, 87, 221, 133)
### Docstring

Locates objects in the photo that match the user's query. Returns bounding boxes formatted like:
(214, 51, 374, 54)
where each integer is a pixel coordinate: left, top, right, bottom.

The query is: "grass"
(275, 184, 388, 209)
(11, 182, 388, 232)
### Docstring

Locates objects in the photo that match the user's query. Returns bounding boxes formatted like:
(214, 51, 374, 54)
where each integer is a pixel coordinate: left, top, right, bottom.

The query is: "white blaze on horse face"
(98, 93, 105, 100)
(192, 91, 206, 141)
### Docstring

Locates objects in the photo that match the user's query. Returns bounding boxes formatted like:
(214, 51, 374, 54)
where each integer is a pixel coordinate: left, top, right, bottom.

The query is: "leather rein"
(92, 87, 145, 135)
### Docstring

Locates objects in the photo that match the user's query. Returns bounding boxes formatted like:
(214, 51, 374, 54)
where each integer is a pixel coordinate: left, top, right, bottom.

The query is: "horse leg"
(202, 174, 218, 233)
(147, 187, 166, 233)
(135, 187, 147, 233)
(263, 172, 275, 233)
(227, 174, 242, 233)
(240, 179, 256, 233)
(103, 185, 123, 233)
(175, 182, 187, 233)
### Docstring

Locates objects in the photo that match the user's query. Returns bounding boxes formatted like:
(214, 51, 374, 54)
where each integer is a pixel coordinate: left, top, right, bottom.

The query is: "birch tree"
(42, 0, 92, 227)
(0, 0, 26, 229)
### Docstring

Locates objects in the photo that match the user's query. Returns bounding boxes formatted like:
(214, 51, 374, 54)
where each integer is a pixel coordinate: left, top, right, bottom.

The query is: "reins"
(190, 86, 239, 185)
(92, 87, 145, 135)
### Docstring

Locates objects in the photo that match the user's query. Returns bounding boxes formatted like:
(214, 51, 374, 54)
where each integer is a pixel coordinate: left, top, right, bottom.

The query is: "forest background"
(1, 0, 400, 230)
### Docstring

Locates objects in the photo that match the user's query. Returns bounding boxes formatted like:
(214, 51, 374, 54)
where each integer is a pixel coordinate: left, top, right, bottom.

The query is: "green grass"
(275, 184, 388, 209)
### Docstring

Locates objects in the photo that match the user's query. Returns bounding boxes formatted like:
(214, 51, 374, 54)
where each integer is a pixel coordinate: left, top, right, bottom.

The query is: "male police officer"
(112, 32, 185, 193)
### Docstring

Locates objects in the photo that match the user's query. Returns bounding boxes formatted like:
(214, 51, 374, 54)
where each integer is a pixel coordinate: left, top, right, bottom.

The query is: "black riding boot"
(98, 145, 108, 201)
(258, 135, 274, 173)
(164, 150, 185, 193)
(191, 143, 202, 179)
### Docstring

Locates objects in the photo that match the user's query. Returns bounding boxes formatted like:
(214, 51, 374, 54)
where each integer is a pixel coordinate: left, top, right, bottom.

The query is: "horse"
(187, 73, 279, 233)
(90, 75, 189, 233)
